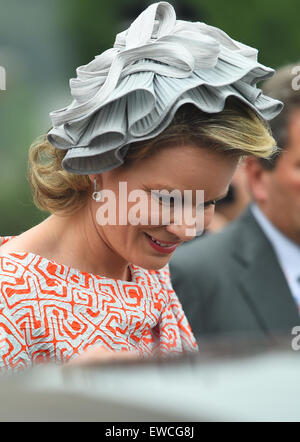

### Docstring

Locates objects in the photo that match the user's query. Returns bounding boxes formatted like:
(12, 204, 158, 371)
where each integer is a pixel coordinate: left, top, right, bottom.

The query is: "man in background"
(206, 161, 251, 233)
(170, 63, 300, 341)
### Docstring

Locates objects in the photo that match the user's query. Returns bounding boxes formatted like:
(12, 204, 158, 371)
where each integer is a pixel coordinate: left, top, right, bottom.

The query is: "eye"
(151, 192, 181, 206)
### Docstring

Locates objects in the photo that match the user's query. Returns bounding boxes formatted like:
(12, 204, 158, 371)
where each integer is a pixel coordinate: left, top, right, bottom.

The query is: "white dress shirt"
(251, 203, 300, 310)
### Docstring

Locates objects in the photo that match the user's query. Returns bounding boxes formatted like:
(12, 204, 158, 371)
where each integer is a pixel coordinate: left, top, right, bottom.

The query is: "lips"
(144, 233, 181, 254)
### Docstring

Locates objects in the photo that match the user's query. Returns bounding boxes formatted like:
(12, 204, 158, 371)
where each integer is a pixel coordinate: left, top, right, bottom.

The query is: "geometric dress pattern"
(0, 235, 198, 373)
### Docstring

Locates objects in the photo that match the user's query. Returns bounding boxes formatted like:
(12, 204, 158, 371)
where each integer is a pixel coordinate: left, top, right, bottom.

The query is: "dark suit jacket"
(169, 206, 300, 341)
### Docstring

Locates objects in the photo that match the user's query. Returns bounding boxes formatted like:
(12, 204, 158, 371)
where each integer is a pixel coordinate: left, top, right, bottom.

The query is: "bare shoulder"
(0, 234, 30, 257)
(0, 222, 47, 257)
(0, 213, 57, 258)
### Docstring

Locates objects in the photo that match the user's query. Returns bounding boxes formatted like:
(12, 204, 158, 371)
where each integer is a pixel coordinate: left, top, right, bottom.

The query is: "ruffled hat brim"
(47, 1, 283, 175)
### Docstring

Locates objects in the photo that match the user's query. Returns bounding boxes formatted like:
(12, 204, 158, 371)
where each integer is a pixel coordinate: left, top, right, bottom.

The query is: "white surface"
(15, 348, 300, 422)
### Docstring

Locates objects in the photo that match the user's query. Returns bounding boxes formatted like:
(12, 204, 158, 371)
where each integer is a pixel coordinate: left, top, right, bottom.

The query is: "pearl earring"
(92, 178, 102, 202)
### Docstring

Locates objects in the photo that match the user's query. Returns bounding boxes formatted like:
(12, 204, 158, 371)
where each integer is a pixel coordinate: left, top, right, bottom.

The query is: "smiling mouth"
(144, 232, 181, 253)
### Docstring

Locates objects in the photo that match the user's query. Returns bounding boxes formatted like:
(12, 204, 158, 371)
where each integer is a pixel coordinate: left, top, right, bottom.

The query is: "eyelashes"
(204, 200, 216, 207)
(151, 192, 216, 208)
(152, 193, 181, 205)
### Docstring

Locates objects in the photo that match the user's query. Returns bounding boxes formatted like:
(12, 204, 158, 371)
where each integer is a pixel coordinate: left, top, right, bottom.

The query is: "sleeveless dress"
(0, 236, 198, 372)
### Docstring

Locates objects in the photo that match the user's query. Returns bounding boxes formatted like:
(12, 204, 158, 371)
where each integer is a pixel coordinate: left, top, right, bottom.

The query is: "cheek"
(127, 194, 165, 228)
(289, 171, 300, 194)
(102, 225, 143, 258)
(272, 169, 300, 206)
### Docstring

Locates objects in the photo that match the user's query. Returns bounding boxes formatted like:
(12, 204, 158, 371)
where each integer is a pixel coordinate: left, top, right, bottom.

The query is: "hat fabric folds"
(47, 1, 283, 175)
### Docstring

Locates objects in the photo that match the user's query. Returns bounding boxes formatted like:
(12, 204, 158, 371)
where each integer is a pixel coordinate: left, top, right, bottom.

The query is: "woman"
(0, 2, 282, 372)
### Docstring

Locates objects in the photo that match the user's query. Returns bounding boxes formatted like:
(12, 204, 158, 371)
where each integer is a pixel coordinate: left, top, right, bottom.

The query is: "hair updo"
(27, 96, 277, 216)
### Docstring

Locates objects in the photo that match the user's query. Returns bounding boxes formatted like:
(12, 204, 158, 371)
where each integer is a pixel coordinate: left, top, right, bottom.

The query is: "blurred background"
(1, 1, 300, 422)
(0, 0, 300, 235)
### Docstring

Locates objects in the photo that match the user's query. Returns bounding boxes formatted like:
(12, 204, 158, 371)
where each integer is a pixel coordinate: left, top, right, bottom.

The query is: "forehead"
(145, 141, 237, 167)
(124, 143, 239, 196)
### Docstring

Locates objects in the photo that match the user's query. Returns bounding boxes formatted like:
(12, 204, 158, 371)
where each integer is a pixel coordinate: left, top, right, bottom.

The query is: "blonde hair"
(28, 138, 91, 216)
(28, 96, 277, 216)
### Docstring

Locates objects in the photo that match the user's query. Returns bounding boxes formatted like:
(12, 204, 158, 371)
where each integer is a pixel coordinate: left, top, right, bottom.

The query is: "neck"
(41, 203, 132, 281)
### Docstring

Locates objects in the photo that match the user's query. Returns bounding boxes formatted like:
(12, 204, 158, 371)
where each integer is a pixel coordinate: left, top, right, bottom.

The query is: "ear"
(244, 156, 272, 205)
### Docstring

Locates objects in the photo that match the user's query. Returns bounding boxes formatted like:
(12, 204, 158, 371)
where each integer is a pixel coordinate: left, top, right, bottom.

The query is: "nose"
(165, 224, 196, 242)
(165, 205, 215, 241)
(165, 220, 197, 242)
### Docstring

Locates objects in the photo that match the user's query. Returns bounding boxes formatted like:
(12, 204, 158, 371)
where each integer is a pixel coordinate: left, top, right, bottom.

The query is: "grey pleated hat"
(47, 1, 283, 175)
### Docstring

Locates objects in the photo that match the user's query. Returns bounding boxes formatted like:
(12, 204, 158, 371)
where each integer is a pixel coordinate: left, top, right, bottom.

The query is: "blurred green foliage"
(0, 0, 299, 237)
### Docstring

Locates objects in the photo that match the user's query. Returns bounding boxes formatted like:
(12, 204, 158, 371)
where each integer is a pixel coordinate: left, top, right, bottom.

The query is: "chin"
(132, 254, 170, 271)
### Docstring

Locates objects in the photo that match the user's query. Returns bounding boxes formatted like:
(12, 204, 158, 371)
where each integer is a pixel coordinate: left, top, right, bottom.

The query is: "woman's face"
(89, 143, 240, 270)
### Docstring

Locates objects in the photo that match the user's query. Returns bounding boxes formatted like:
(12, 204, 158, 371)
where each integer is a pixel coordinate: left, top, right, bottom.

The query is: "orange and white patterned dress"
(0, 235, 198, 372)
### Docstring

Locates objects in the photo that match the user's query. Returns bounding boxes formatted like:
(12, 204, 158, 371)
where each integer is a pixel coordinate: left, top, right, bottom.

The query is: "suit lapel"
(232, 207, 300, 335)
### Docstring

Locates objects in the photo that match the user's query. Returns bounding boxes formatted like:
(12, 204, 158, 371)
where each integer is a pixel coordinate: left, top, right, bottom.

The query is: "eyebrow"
(144, 185, 229, 206)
